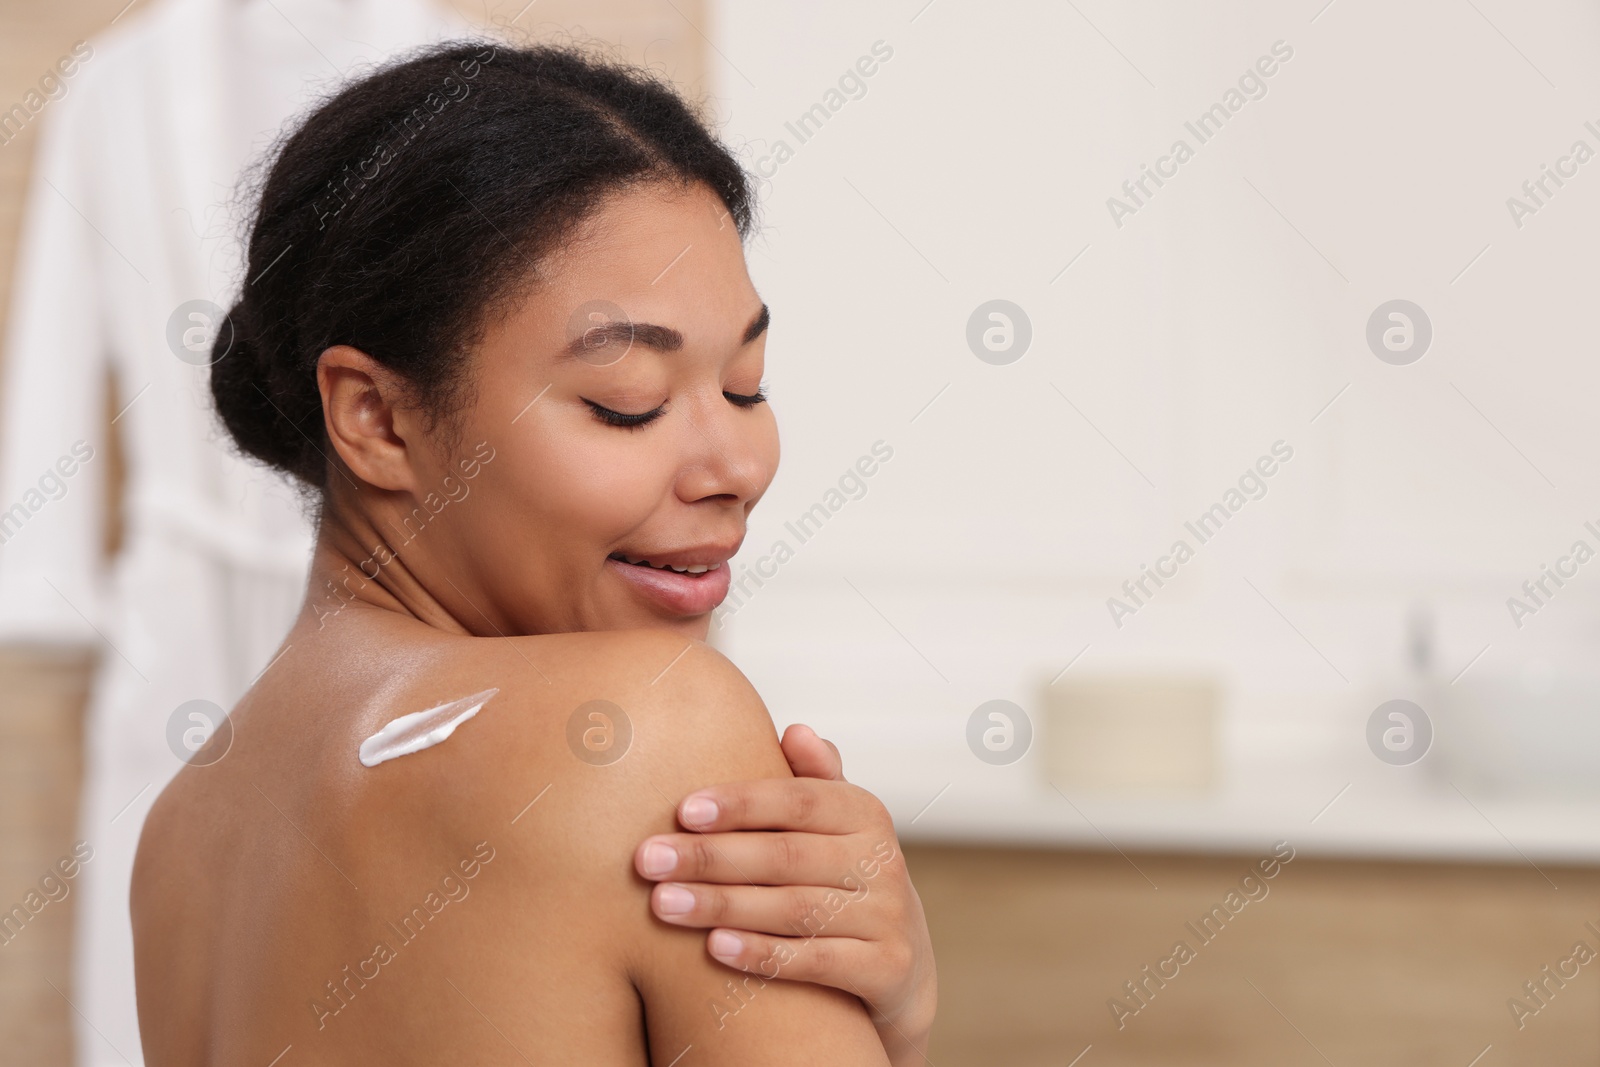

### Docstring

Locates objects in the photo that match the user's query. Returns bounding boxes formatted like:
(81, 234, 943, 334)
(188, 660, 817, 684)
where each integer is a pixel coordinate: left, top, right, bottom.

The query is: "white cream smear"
(358, 687, 501, 768)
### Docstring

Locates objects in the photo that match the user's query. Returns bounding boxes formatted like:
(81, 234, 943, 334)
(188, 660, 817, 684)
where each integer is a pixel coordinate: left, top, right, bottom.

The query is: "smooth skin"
(637, 725, 937, 1065)
(132, 179, 932, 1064)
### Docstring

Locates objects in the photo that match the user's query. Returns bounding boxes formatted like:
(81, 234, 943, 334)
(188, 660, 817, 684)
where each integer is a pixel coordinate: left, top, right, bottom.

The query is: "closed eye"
(725, 387, 767, 407)
(584, 399, 665, 429)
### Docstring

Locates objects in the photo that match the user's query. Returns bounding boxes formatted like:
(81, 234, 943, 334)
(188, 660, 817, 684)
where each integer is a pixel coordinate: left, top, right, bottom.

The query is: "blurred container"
(1040, 675, 1220, 791)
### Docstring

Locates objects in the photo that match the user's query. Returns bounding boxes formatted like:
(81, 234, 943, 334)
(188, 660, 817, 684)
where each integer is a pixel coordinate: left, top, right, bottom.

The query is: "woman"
(130, 38, 934, 1065)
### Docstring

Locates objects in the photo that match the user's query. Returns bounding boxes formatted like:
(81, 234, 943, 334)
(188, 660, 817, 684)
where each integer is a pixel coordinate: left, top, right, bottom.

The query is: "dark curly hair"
(210, 37, 756, 507)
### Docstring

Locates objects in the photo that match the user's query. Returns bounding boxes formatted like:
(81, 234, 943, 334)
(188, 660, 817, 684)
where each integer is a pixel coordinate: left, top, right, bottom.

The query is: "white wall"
(705, 0, 1600, 856)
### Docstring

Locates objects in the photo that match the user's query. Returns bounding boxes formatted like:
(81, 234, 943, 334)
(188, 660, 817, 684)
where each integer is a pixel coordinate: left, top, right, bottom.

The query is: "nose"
(671, 390, 776, 508)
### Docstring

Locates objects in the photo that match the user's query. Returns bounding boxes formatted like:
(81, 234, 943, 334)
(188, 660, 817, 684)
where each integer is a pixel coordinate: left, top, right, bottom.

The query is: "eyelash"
(584, 387, 768, 430)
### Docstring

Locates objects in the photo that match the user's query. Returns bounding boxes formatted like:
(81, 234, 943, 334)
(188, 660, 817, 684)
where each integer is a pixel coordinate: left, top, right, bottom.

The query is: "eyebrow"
(561, 303, 769, 360)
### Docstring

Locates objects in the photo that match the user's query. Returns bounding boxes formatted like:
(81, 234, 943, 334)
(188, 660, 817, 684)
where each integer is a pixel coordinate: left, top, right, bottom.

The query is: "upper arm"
(606, 633, 891, 1066)
(524, 629, 890, 1065)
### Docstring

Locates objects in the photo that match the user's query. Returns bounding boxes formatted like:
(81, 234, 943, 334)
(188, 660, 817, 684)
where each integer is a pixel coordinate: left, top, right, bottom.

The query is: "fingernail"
(656, 884, 695, 916)
(681, 795, 718, 828)
(708, 930, 743, 960)
(640, 841, 677, 877)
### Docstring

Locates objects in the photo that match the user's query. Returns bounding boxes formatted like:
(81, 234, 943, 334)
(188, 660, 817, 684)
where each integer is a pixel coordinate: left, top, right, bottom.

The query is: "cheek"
(479, 423, 667, 547)
(556, 439, 664, 530)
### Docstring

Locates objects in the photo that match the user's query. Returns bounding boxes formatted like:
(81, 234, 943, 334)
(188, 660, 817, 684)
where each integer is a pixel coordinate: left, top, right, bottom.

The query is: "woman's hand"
(633, 724, 936, 1066)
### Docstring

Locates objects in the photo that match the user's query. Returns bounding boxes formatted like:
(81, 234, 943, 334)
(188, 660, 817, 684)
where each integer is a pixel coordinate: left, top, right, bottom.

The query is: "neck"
(295, 483, 474, 638)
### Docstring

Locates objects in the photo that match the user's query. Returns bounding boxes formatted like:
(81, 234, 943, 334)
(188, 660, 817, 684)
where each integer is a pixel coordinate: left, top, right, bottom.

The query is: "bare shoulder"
(420, 626, 789, 858)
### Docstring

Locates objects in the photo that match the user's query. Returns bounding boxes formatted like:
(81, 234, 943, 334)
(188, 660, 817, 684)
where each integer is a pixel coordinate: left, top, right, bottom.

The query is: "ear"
(317, 344, 425, 493)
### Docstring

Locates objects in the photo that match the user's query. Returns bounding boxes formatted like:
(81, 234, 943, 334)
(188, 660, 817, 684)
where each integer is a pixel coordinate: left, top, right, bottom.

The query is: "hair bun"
(208, 295, 323, 488)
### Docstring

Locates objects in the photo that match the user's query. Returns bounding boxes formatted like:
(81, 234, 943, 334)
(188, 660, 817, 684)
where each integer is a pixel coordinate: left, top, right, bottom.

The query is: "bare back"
(132, 607, 887, 1065)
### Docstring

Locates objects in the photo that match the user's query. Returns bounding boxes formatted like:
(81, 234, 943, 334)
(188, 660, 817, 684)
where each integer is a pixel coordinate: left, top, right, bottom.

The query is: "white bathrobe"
(0, 0, 472, 1061)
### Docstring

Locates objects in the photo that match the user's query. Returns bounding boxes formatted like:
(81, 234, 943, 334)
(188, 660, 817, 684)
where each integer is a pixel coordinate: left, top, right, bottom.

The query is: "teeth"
(617, 554, 715, 574)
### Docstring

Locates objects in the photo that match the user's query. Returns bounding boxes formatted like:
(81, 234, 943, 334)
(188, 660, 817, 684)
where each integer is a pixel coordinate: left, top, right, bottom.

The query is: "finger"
(702, 928, 885, 1001)
(634, 830, 865, 886)
(780, 723, 846, 781)
(779, 723, 835, 779)
(650, 881, 880, 940)
(677, 777, 883, 835)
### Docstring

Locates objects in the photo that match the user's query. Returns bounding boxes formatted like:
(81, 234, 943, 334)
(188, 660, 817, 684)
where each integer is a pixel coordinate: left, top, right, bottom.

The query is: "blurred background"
(3, 1, 1600, 1064)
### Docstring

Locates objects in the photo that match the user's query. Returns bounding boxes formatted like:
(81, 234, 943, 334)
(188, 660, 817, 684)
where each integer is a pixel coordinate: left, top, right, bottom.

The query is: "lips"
(606, 539, 741, 616)
(606, 555, 733, 616)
